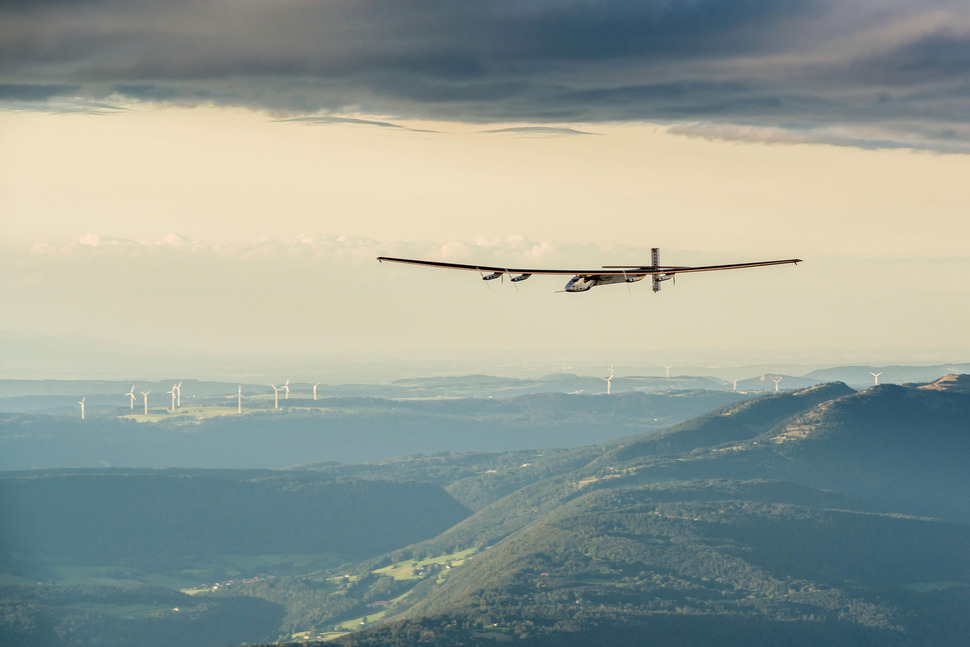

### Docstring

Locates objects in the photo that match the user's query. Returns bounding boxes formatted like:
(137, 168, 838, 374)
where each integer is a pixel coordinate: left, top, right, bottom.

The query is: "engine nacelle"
(511, 274, 532, 282)
(652, 273, 673, 292)
(482, 272, 503, 281)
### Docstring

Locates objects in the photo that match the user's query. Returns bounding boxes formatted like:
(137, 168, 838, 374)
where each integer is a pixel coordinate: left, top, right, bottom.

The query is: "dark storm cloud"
(111, 84, 211, 102)
(0, 83, 79, 100)
(843, 30, 970, 84)
(508, 0, 817, 61)
(3, 0, 970, 151)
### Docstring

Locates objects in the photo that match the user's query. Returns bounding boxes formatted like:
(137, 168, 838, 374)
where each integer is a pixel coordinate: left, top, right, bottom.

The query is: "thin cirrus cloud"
(2, 1, 970, 151)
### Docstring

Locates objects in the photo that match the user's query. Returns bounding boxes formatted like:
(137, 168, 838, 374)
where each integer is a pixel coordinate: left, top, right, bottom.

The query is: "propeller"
(478, 270, 493, 291)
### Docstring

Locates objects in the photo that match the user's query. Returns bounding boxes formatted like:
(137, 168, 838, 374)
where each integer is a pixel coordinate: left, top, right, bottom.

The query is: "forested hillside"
(337, 481, 970, 646)
(582, 383, 970, 522)
(0, 470, 472, 647)
(305, 382, 970, 646)
(0, 471, 470, 567)
(0, 584, 285, 647)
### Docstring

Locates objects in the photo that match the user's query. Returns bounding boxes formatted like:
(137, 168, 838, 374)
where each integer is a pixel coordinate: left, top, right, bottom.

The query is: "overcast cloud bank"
(3, 1, 970, 151)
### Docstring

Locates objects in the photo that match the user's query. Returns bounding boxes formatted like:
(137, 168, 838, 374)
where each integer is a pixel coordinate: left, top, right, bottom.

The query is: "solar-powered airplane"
(377, 248, 801, 293)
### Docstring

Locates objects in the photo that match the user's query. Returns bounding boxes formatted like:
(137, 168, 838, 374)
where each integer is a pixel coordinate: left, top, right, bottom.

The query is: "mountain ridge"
(315, 380, 970, 646)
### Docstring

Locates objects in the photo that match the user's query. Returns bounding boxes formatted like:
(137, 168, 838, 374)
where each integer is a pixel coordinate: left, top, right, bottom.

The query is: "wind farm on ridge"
(52, 362, 936, 423)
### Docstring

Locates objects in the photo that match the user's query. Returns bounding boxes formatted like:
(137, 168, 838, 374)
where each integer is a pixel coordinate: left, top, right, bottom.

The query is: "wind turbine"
(78, 397, 85, 420)
(228, 385, 244, 413)
(871, 371, 882, 386)
(173, 381, 182, 408)
(600, 367, 615, 395)
(281, 379, 290, 400)
(125, 386, 136, 410)
(663, 365, 672, 380)
(313, 383, 320, 401)
(141, 391, 150, 415)
(772, 376, 783, 392)
(730, 378, 739, 391)
(270, 384, 280, 410)
(167, 386, 176, 411)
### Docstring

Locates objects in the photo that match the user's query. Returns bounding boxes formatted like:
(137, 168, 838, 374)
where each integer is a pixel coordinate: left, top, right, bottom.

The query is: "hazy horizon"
(3, 336, 968, 384)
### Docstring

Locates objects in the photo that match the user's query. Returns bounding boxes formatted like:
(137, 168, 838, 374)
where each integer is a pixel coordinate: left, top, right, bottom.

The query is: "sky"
(3, 1, 970, 380)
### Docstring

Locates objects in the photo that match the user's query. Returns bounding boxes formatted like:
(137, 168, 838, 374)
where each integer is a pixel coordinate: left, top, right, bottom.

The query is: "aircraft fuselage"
(565, 273, 645, 291)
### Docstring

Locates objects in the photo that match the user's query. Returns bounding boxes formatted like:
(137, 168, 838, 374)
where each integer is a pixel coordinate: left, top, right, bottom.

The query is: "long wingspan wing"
(376, 256, 800, 276)
(377, 257, 612, 276)
(658, 259, 802, 274)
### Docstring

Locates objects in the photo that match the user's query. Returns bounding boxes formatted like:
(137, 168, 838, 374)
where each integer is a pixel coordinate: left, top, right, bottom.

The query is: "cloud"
(21, 233, 639, 269)
(666, 121, 919, 151)
(279, 115, 437, 132)
(484, 126, 593, 136)
(0, 83, 80, 101)
(26, 233, 387, 263)
(3, 1, 970, 150)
